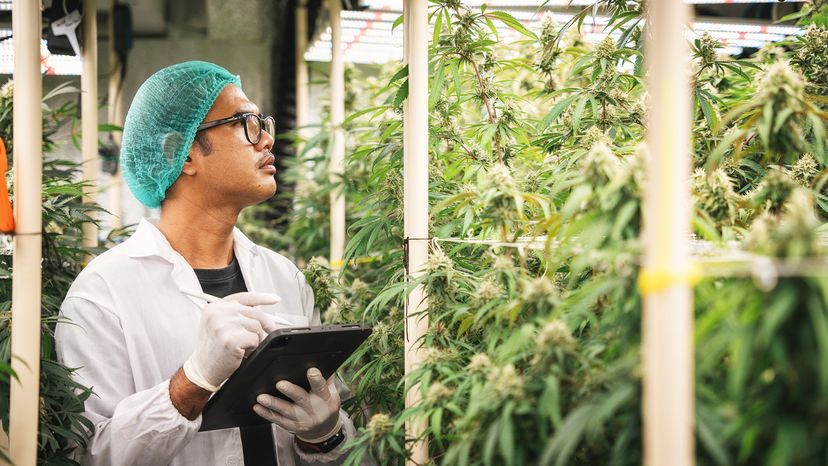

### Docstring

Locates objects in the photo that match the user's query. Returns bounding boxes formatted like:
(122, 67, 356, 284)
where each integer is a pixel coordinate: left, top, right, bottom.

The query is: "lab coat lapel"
(171, 256, 203, 306)
(127, 219, 204, 306)
(233, 227, 265, 293)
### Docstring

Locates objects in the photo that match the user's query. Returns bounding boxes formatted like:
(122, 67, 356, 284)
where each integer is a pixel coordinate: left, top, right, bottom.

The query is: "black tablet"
(199, 323, 372, 432)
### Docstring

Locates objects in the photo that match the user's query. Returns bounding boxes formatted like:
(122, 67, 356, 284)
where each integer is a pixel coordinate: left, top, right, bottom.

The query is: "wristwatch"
(295, 426, 346, 454)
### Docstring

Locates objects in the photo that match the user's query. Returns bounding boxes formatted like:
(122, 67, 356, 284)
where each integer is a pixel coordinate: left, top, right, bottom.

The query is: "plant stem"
(464, 53, 504, 164)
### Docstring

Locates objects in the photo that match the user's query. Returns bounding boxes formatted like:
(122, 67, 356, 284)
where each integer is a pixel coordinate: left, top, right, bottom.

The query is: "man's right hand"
(183, 292, 281, 392)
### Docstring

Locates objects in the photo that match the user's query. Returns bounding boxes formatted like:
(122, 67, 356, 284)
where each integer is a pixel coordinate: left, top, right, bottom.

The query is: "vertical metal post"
(10, 0, 43, 464)
(403, 0, 429, 464)
(82, 0, 98, 250)
(295, 1, 310, 152)
(328, 0, 346, 270)
(107, 0, 123, 229)
(642, 0, 694, 464)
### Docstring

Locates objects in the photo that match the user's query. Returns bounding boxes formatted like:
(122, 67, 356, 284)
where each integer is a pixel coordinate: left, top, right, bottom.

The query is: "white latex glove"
(183, 292, 281, 392)
(253, 368, 342, 442)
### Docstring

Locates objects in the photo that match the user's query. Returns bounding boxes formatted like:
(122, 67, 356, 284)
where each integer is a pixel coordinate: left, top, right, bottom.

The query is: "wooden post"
(403, 0, 429, 464)
(328, 0, 346, 270)
(641, 0, 695, 465)
(296, 1, 310, 153)
(107, 0, 124, 229)
(81, 0, 98, 250)
(9, 0, 43, 464)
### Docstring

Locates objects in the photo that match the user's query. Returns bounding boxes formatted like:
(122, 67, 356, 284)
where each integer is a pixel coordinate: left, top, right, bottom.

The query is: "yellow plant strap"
(637, 262, 703, 296)
(329, 255, 378, 269)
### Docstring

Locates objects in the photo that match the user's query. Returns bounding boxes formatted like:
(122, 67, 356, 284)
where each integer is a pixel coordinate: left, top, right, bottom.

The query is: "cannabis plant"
(0, 80, 100, 465)
(265, 1, 828, 465)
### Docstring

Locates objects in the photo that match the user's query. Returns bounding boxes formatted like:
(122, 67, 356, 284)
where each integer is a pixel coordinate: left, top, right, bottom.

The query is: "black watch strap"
(295, 426, 346, 454)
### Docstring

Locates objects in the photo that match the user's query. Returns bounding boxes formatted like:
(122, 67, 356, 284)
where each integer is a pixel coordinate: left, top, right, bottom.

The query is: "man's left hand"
(253, 368, 342, 442)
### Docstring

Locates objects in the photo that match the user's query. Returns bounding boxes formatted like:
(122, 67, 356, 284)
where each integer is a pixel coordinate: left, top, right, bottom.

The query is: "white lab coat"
(56, 219, 364, 466)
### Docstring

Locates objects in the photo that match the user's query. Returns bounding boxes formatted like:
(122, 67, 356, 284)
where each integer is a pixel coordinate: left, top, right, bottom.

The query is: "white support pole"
(10, 0, 43, 464)
(642, 0, 694, 464)
(295, 1, 310, 152)
(328, 0, 346, 270)
(107, 0, 123, 229)
(403, 0, 429, 464)
(82, 0, 98, 250)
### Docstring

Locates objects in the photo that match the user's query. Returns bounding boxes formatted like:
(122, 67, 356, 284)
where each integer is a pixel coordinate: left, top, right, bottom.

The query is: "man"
(56, 61, 365, 466)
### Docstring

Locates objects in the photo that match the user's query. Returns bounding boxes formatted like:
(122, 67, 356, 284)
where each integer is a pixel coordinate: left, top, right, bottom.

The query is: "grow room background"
(1, 0, 827, 465)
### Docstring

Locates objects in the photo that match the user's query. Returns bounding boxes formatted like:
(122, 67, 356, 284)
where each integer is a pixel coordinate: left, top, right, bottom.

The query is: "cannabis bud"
(486, 364, 525, 400)
(426, 382, 455, 403)
(467, 353, 493, 373)
(323, 305, 342, 324)
(474, 278, 504, 304)
(595, 36, 617, 60)
(294, 180, 320, 201)
(582, 126, 612, 149)
(696, 33, 721, 69)
(0, 81, 13, 100)
(746, 188, 821, 259)
(370, 321, 391, 343)
(790, 153, 819, 187)
(520, 277, 559, 312)
(691, 168, 738, 225)
(793, 25, 828, 91)
(303, 257, 335, 313)
(492, 254, 514, 271)
(750, 169, 797, 214)
(422, 347, 455, 365)
(535, 320, 575, 349)
(521, 169, 542, 193)
(539, 15, 557, 46)
(366, 413, 393, 440)
(349, 278, 371, 301)
(582, 141, 621, 186)
(382, 169, 404, 204)
(756, 61, 806, 112)
(485, 163, 516, 192)
(426, 249, 454, 275)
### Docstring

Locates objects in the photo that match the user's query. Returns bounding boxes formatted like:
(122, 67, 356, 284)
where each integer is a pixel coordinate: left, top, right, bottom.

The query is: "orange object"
(0, 137, 14, 233)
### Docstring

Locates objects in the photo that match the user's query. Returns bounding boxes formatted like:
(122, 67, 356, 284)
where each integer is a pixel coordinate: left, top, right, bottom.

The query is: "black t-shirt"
(194, 257, 277, 465)
(194, 256, 247, 298)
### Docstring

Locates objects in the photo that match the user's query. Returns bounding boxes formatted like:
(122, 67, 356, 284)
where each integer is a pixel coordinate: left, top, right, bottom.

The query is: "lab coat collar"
(123, 218, 263, 305)
(125, 218, 259, 262)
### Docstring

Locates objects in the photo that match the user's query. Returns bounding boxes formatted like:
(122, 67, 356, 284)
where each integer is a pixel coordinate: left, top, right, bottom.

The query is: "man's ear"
(181, 154, 198, 176)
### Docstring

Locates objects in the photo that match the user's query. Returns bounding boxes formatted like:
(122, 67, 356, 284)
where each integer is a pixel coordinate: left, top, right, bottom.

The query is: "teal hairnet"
(120, 61, 242, 208)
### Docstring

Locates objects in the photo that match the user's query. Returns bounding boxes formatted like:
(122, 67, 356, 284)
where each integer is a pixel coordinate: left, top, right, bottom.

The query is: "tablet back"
(200, 323, 372, 432)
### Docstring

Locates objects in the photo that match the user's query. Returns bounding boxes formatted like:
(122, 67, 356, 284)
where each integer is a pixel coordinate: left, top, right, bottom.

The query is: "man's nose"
(259, 126, 275, 151)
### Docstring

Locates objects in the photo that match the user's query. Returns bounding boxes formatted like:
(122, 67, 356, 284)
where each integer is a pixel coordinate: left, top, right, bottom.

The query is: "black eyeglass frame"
(196, 112, 276, 145)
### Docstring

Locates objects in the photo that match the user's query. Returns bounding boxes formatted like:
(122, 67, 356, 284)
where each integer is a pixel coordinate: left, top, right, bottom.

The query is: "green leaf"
(97, 123, 123, 132)
(485, 11, 536, 39)
(541, 94, 579, 130)
(394, 81, 409, 108)
(571, 96, 588, 134)
(499, 405, 515, 466)
(392, 13, 404, 31)
(706, 127, 747, 169)
(697, 92, 719, 131)
(432, 7, 443, 45)
(429, 63, 446, 111)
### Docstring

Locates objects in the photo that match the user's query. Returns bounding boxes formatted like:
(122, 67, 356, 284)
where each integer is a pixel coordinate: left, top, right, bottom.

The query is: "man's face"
(186, 84, 277, 209)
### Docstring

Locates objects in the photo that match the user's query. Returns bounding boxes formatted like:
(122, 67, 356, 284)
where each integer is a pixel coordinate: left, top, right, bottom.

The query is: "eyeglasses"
(196, 113, 276, 145)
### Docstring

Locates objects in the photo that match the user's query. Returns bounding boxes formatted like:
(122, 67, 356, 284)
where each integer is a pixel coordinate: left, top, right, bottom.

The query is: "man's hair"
(194, 131, 212, 155)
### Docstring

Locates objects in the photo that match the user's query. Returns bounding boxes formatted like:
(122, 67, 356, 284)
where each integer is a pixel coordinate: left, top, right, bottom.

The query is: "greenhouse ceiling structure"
(305, 0, 807, 62)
